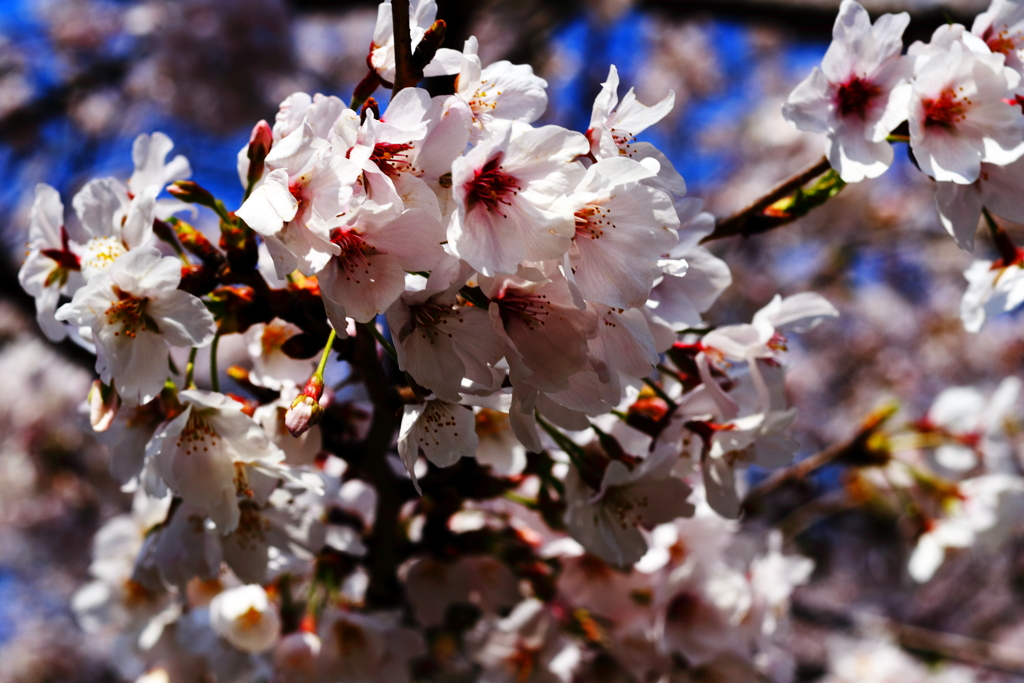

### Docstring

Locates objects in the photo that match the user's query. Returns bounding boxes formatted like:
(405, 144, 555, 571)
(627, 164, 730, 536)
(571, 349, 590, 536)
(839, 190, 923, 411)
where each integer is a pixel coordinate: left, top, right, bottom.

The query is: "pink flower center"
(983, 27, 1021, 56)
(411, 302, 461, 342)
(835, 77, 881, 119)
(496, 290, 550, 331)
(923, 89, 968, 128)
(370, 142, 414, 178)
(105, 289, 149, 338)
(330, 228, 381, 283)
(464, 154, 521, 217)
(574, 205, 613, 240)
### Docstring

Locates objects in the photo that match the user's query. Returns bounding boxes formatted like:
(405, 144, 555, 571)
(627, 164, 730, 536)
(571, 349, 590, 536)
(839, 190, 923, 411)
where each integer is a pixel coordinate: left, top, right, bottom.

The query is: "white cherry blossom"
(397, 398, 479, 491)
(566, 156, 680, 308)
(587, 64, 686, 195)
(147, 390, 286, 533)
(18, 183, 83, 341)
(386, 265, 503, 403)
(564, 448, 695, 567)
(934, 156, 1024, 251)
(455, 36, 548, 139)
(55, 246, 215, 405)
(960, 255, 1024, 331)
(908, 24, 1024, 183)
(783, 0, 913, 182)
(972, 0, 1024, 76)
(909, 474, 1024, 581)
(319, 206, 447, 327)
(236, 123, 360, 278)
(448, 125, 588, 276)
(209, 584, 281, 654)
(483, 271, 598, 393)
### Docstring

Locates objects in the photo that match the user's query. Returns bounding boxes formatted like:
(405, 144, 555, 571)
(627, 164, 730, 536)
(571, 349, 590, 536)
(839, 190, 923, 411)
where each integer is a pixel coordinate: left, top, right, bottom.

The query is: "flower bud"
(246, 120, 273, 188)
(168, 180, 217, 209)
(286, 394, 325, 438)
(209, 584, 281, 654)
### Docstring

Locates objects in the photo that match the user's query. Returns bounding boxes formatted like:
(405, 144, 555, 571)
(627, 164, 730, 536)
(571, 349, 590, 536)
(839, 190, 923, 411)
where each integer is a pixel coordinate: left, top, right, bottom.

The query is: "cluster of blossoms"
(50, 0, 1024, 681)
(785, 0, 1024, 332)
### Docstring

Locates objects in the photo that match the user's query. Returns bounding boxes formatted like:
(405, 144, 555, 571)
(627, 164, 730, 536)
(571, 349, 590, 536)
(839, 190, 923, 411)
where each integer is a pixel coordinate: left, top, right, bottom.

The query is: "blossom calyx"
(285, 375, 326, 437)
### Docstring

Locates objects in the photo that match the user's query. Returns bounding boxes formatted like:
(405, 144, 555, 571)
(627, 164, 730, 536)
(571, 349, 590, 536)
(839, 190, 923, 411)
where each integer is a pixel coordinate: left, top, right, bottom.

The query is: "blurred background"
(3, 0, 1024, 680)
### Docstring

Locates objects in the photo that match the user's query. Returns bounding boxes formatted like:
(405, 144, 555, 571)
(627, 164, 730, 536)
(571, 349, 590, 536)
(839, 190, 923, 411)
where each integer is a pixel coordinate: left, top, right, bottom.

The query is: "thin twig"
(702, 156, 831, 243)
(742, 403, 897, 510)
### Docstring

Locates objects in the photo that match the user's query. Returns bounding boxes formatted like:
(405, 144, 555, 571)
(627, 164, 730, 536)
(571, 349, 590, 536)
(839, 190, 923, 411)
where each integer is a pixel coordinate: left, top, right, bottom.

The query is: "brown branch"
(354, 327, 405, 608)
(391, 0, 417, 92)
(893, 621, 1024, 676)
(793, 601, 1024, 677)
(702, 156, 831, 243)
(742, 403, 897, 513)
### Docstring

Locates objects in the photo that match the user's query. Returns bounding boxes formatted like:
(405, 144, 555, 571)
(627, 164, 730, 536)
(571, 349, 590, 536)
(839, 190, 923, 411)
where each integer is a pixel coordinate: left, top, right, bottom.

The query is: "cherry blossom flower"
(565, 156, 680, 309)
(972, 0, 1024, 76)
(701, 292, 839, 410)
(236, 123, 361, 278)
(782, 0, 913, 182)
(908, 24, 1024, 184)
(959, 256, 1024, 331)
(404, 555, 520, 627)
(455, 36, 548, 139)
(318, 206, 447, 327)
(18, 183, 82, 341)
(386, 264, 503, 403)
(922, 377, 1021, 471)
(397, 398, 479, 491)
(587, 64, 686, 195)
(147, 390, 287, 533)
(934, 156, 1024, 251)
(128, 131, 192, 218)
(483, 271, 597, 393)
(909, 474, 1024, 581)
(209, 584, 281, 654)
(564, 448, 695, 567)
(646, 199, 732, 331)
(448, 125, 588, 276)
(245, 319, 317, 390)
(55, 246, 216, 405)
(73, 177, 159, 280)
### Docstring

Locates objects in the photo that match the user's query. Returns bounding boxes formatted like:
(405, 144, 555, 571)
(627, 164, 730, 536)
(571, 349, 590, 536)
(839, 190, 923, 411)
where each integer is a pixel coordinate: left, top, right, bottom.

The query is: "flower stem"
(361, 321, 397, 362)
(535, 414, 588, 467)
(316, 328, 338, 379)
(209, 332, 221, 393)
(184, 347, 199, 390)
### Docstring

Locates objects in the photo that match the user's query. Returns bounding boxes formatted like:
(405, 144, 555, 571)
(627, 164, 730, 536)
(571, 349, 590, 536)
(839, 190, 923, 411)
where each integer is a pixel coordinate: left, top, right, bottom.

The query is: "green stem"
(316, 328, 338, 379)
(535, 414, 588, 466)
(209, 332, 221, 393)
(361, 321, 397, 362)
(184, 347, 199, 389)
(212, 200, 234, 226)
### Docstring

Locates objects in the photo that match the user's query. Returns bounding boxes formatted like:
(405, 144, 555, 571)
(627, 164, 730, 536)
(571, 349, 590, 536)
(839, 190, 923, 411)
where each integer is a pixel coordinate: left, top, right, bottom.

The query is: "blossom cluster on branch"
(16, 0, 1024, 681)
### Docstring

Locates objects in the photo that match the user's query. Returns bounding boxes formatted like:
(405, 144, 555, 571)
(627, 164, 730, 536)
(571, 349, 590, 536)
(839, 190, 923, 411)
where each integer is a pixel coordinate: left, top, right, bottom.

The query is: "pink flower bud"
(285, 394, 325, 438)
(246, 120, 273, 187)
